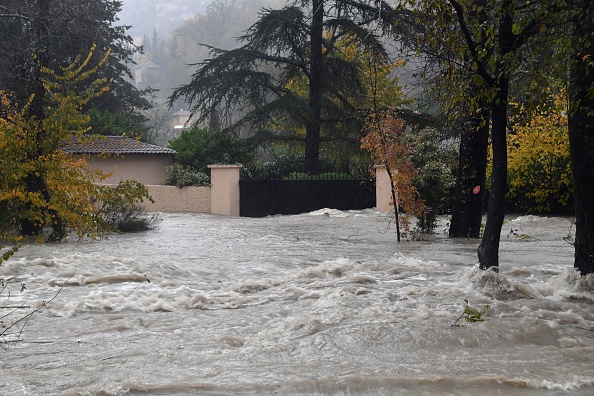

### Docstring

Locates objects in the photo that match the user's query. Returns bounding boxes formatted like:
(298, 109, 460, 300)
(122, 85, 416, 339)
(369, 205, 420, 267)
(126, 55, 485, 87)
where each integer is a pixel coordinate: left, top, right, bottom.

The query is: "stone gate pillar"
(208, 164, 242, 216)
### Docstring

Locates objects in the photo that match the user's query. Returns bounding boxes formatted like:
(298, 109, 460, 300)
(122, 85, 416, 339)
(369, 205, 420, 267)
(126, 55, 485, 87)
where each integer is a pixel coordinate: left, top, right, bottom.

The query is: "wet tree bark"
(477, 81, 508, 271)
(476, 7, 514, 271)
(449, 108, 489, 238)
(568, 0, 594, 275)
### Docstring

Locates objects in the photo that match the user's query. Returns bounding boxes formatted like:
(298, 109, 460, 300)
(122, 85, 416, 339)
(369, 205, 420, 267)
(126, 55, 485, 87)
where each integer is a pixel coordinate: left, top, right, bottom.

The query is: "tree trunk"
(568, 0, 594, 275)
(477, 83, 508, 271)
(305, 0, 324, 175)
(477, 8, 513, 271)
(449, 107, 489, 238)
(385, 166, 401, 242)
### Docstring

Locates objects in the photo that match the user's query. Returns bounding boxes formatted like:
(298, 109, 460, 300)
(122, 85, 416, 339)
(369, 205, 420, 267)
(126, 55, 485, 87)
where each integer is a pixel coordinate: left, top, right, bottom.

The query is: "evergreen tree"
(169, 0, 406, 174)
(0, 0, 148, 120)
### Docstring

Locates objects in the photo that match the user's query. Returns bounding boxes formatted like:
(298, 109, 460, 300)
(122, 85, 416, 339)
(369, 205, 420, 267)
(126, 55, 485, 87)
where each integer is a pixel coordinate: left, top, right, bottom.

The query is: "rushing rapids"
(1, 210, 593, 395)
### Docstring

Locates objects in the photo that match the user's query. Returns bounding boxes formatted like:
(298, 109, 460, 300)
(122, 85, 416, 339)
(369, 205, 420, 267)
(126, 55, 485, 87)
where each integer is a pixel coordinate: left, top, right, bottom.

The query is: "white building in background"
(170, 109, 192, 130)
(166, 109, 194, 141)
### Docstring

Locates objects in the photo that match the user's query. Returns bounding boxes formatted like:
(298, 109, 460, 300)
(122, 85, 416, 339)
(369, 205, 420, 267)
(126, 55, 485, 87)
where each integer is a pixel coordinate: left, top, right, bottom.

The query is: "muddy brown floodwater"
(1, 210, 593, 395)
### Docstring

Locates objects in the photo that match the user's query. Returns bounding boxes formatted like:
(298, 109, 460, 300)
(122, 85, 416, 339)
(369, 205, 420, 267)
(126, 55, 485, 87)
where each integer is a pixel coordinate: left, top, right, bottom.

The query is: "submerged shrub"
(95, 181, 159, 233)
(99, 200, 160, 233)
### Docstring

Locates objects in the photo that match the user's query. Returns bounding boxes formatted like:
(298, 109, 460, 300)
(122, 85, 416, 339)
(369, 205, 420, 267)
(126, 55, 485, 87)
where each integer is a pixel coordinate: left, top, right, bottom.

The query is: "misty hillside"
(119, 0, 210, 38)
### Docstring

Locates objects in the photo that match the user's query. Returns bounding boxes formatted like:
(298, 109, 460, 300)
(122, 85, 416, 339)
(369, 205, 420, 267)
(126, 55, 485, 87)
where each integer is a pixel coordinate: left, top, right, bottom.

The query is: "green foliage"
(260, 151, 307, 178)
(168, 1, 404, 173)
(0, 0, 149, 120)
(0, 244, 19, 266)
(452, 299, 491, 327)
(168, 127, 254, 173)
(243, 147, 339, 179)
(99, 201, 160, 233)
(409, 127, 458, 232)
(94, 180, 156, 234)
(163, 164, 210, 187)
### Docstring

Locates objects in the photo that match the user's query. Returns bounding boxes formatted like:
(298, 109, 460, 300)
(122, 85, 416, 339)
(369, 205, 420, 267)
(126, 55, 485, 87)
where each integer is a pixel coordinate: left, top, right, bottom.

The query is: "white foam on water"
(1, 213, 593, 395)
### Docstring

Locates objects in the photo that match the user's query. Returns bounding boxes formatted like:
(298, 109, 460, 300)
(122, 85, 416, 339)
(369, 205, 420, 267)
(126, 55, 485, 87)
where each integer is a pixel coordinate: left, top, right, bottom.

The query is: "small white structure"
(170, 109, 192, 130)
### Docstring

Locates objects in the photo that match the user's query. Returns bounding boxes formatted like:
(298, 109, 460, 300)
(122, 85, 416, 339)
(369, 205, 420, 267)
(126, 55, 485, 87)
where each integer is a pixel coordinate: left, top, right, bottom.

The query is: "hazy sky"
(118, 0, 210, 38)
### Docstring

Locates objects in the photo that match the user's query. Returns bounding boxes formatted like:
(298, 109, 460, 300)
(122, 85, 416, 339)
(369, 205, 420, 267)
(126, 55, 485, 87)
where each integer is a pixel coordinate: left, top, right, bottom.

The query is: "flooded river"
(1, 210, 593, 395)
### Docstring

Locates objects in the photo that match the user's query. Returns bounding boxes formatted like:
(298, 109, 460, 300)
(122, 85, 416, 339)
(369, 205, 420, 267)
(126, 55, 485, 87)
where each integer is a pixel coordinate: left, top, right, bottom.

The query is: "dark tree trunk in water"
(477, 9, 514, 271)
(477, 84, 508, 271)
(305, 0, 324, 175)
(449, 108, 489, 238)
(568, 0, 594, 275)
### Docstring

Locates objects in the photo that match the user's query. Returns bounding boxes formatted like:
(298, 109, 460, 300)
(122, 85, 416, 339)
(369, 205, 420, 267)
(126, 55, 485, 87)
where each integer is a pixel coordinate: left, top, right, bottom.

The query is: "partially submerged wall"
(99, 184, 211, 213)
(143, 185, 211, 213)
(100, 165, 388, 216)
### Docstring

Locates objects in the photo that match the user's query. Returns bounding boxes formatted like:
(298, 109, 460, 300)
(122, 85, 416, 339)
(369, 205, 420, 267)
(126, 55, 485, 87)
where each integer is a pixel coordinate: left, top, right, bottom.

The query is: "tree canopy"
(0, 0, 148, 120)
(169, 0, 408, 174)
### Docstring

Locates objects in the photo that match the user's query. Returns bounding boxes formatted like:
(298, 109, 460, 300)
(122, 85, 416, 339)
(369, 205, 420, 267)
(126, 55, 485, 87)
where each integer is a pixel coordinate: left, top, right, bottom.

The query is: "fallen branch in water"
(1, 270, 75, 350)
(126, 274, 150, 297)
(452, 299, 490, 327)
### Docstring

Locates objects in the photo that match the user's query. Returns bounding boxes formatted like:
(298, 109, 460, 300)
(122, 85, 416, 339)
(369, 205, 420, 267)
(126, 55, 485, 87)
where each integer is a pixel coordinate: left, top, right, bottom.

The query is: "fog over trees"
(119, 0, 210, 38)
(119, 0, 287, 144)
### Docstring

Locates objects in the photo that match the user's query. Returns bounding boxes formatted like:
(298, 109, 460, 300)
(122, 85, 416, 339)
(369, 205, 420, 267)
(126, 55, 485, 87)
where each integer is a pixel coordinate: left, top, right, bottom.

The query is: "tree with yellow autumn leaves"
(506, 90, 572, 213)
(0, 48, 151, 242)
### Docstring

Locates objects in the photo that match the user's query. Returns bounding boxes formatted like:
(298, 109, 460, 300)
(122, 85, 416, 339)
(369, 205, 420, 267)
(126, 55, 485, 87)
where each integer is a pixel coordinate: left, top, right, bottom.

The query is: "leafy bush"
(99, 201, 160, 233)
(163, 164, 210, 187)
(94, 181, 158, 233)
(168, 127, 253, 173)
(408, 127, 458, 233)
(244, 149, 336, 179)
